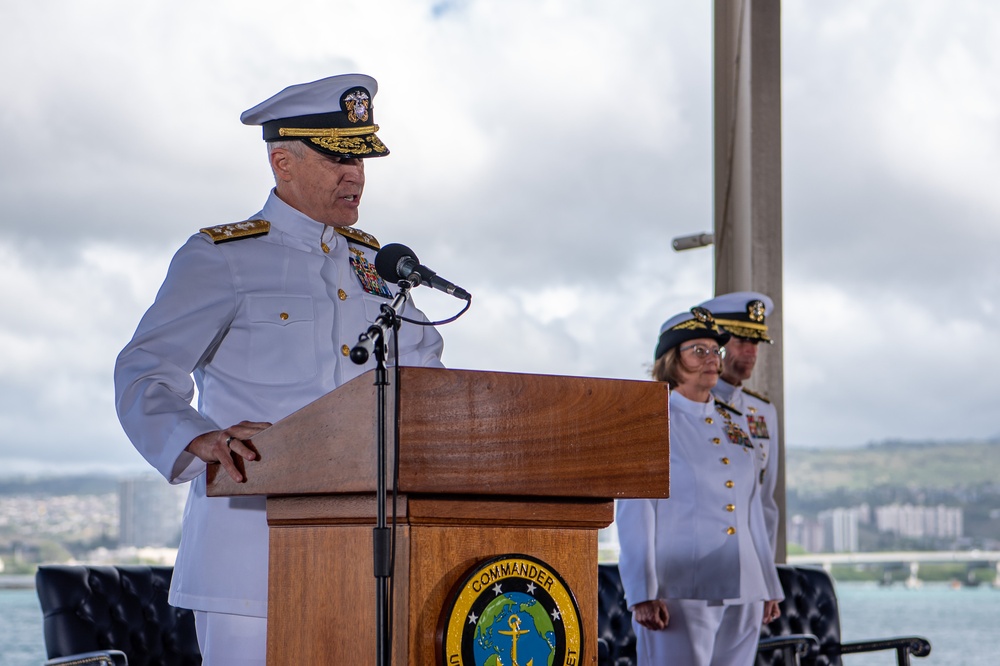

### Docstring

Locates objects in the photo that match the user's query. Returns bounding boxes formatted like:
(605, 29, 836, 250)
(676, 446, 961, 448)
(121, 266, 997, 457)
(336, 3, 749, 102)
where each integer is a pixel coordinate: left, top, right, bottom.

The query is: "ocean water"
(2, 581, 998, 664)
(0, 588, 45, 666)
(834, 581, 1000, 666)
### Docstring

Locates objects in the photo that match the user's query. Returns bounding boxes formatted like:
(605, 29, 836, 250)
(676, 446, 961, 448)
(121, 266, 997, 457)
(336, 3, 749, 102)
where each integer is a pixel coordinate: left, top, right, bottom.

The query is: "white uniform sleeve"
(615, 498, 659, 609)
(395, 299, 445, 369)
(114, 237, 235, 484)
(761, 404, 781, 554)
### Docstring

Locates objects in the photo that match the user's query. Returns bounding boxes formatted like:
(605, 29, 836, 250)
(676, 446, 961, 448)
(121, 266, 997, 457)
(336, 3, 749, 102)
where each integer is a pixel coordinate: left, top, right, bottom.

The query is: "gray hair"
(267, 140, 307, 182)
(267, 139, 307, 158)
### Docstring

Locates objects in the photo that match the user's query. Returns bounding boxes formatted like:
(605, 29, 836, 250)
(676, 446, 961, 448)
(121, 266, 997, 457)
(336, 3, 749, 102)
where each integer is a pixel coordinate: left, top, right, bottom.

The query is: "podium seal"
(439, 553, 583, 666)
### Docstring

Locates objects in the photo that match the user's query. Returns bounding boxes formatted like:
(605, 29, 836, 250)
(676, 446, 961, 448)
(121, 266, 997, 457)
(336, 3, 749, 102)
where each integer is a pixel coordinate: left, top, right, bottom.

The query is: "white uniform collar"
(712, 378, 740, 404)
(669, 389, 715, 416)
(259, 189, 343, 251)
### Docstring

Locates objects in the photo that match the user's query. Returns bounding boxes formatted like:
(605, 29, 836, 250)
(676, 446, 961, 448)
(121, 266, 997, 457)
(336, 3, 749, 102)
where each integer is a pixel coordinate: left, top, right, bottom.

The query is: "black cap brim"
(654, 328, 731, 361)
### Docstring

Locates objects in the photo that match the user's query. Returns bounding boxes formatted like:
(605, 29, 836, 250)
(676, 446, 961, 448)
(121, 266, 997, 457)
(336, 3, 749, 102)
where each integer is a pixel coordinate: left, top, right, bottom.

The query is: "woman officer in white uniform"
(616, 307, 783, 666)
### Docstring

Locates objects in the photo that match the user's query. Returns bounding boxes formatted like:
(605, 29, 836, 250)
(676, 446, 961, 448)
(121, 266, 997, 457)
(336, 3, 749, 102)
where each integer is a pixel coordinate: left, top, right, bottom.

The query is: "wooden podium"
(207, 367, 669, 665)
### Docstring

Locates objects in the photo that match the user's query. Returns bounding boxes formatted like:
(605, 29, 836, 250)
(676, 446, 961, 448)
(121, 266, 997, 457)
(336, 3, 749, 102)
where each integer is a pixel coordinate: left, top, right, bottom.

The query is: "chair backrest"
(597, 563, 637, 665)
(36, 565, 201, 666)
(758, 565, 843, 666)
(598, 562, 845, 666)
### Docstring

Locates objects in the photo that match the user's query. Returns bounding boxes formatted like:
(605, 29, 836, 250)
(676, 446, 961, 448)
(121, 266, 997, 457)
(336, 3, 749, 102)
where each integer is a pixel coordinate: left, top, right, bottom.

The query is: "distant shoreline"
(0, 575, 35, 589)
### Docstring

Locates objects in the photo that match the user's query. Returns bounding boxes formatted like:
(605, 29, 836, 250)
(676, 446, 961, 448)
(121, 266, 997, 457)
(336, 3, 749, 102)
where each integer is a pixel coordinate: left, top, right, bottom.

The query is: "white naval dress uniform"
(114, 190, 444, 620)
(713, 379, 780, 553)
(616, 390, 782, 666)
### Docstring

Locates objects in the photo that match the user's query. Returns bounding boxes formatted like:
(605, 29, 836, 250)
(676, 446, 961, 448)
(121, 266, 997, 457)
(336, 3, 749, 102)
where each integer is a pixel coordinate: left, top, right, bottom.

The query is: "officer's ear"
(269, 146, 297, 183)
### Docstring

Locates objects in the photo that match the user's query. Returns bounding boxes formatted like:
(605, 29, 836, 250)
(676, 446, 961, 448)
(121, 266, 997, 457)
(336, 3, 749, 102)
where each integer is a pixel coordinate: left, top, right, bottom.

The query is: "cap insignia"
(342, 88, 371, 123)
(748, 300, 766, 323)
(199, 219, 270, 243)
(692, 306, 713, 324)
(672, 307, 721, 333)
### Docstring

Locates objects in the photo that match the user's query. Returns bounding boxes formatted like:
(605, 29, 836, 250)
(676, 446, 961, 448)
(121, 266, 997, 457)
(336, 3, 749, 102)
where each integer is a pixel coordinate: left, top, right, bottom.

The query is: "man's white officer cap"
(654, 307, 731, 361)
(240, 73, 389, 160)
(698, 291, 773, 343)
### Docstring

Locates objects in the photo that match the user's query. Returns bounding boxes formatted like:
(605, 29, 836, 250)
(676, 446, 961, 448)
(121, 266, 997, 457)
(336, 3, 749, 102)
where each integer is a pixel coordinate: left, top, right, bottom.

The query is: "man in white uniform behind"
(114, 74, 445, 664)
(699, 291, 780, 551)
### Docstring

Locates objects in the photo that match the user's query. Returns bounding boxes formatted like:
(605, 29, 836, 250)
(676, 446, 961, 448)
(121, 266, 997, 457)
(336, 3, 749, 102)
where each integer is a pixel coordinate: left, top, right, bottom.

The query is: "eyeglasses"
(679, 344, 725, 360)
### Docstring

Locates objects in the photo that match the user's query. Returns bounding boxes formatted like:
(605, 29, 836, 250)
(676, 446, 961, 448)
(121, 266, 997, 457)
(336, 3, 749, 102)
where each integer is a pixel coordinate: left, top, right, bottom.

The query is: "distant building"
(119, 475, 187, 548)
(818, 507, 860, 553)
(875, 503, 963, 540)
(788, 514, 826, 553)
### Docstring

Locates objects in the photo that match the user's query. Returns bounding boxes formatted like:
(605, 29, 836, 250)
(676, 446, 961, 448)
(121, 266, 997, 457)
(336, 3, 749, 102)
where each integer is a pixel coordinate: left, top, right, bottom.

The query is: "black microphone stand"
(350, 281, 412, 666)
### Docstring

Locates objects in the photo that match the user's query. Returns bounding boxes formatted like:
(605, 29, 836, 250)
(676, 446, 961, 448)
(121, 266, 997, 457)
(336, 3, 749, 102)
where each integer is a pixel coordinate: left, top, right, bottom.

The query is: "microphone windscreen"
(374, 243, 418, 282)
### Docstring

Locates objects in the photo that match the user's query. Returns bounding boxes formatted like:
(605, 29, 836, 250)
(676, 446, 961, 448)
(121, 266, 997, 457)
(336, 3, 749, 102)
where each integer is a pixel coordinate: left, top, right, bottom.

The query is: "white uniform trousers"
(194, 611, 267, 666)
(633, 599, 764, 666)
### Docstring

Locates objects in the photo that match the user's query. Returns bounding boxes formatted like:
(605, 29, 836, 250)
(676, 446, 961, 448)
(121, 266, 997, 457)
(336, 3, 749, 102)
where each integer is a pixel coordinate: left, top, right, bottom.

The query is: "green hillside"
(785, 438, 1000, 492)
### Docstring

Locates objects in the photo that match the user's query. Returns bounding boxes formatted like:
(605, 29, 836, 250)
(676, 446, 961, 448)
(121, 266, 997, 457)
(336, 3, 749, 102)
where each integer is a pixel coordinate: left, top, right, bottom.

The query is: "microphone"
(350, 333, 375, 365)
(374, 243, 471, 300)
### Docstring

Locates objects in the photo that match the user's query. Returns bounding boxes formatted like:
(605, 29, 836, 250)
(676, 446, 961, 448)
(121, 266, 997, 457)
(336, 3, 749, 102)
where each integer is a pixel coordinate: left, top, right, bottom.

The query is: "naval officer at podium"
(114, 74, 444, 665)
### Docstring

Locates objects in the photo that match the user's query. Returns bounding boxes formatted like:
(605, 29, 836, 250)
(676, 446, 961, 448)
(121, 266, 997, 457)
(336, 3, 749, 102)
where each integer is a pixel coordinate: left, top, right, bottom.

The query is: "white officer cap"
(240, 74, 389, 159)
(697, 291, 773, 343)
(654, 307, 731, 361)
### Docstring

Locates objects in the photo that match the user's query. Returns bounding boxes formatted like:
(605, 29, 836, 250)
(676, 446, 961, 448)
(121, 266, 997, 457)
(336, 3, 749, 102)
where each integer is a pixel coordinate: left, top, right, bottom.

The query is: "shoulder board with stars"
(741, 387, 772, 404)
(200, 219, 270, 243)
(334, 226, 380, 250)
(714, 399, 743, 416)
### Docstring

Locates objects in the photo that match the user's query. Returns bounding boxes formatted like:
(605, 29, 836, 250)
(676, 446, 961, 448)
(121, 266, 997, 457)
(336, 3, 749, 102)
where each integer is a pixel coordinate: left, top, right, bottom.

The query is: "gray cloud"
(1, 0, 998, 476)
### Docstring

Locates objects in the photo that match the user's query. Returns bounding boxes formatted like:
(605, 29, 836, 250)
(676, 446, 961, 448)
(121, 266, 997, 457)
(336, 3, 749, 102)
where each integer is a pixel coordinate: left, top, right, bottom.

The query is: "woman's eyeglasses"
(679, 344, 725, 360)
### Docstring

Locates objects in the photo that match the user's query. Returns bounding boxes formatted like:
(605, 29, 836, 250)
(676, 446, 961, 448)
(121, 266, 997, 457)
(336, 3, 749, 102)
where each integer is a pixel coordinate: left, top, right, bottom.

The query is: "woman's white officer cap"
(654, 307, 731, 361)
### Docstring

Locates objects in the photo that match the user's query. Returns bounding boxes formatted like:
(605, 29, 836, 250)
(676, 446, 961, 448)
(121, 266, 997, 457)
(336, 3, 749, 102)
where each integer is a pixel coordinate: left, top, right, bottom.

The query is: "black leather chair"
(598, 562, 938, 666)
(598, 563, 818, 665)
(758, 565, 931, 666)
(35, 565, 201, 666)
(597, 563, 638, 665)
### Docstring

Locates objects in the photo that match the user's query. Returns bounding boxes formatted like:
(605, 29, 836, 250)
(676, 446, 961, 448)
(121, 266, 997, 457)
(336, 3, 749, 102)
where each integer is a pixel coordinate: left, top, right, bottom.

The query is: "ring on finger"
(225, 436, 234, 446)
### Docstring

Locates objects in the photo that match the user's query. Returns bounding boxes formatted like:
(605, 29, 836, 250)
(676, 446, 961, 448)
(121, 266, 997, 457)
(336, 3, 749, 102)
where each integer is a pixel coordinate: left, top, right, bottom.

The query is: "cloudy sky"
(2, 1, 998, 476)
